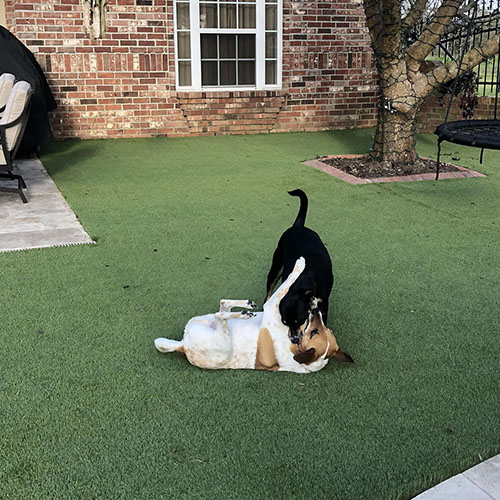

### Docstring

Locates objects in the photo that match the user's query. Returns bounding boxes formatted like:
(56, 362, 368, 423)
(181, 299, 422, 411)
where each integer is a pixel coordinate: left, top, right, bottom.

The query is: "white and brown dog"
(155, 258, 353, 373)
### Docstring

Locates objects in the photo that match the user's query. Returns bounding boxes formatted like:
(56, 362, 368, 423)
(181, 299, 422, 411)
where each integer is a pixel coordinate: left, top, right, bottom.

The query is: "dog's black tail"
(288, 189, 308, 227)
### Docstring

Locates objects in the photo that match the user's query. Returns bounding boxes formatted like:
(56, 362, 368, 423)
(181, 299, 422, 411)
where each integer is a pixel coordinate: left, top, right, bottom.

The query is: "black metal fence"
(429, 0, 500, 96)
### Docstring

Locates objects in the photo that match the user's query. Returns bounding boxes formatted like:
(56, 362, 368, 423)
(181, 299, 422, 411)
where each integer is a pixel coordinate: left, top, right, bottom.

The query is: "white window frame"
(174, 0, 282, 91)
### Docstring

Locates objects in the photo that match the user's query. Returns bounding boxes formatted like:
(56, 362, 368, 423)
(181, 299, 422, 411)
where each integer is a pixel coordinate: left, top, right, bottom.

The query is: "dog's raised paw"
(241, 311, 256, 318)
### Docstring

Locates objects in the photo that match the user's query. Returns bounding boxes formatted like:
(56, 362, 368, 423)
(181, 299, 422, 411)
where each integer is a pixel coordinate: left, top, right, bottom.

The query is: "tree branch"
(363, 0, 402, 56)
(402, 0, 428, 34)
(407, 0, 465, 73)
(381, 0, 402, 56)
(414, 33, 500, 98)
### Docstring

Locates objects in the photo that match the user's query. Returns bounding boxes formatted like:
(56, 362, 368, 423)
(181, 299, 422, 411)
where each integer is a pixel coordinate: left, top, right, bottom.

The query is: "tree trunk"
(369, 57, 421, 165)
(370, 102, 420, 165)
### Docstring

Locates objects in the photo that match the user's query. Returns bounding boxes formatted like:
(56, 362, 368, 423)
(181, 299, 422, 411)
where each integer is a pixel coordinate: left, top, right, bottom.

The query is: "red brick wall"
(4, 0, 378, 139)
(278, 0, 377, 131)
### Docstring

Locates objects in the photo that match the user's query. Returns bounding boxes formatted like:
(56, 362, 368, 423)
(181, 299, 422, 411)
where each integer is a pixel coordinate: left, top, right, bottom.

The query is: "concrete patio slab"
(464, 454, 500, 499)
(0, 158, 94, 252)
(414, 474, 494, 500)
(413, 454, 500, 500)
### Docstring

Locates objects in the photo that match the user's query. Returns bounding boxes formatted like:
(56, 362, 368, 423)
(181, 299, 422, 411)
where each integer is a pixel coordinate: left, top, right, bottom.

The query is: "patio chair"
(0, 73, 16, 118)
(0, 80, 33, 203)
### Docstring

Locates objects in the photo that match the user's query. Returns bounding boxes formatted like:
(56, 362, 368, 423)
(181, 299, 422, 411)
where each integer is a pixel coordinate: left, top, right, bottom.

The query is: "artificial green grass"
(1, 129, 499, 499)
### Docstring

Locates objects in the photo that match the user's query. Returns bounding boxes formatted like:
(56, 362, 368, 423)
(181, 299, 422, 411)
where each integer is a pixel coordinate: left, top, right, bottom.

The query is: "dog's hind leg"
(265, 266, 283, 303)
(215, 310, 256, 321)
(264, 257, 306, 313)
(265, 241, 285, 302)
(219, 299, 258, 312)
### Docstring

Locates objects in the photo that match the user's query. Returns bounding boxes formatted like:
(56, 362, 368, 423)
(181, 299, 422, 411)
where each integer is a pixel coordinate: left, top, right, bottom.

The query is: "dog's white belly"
(224, 314, 263, 369)
(183, 313, 263, 369)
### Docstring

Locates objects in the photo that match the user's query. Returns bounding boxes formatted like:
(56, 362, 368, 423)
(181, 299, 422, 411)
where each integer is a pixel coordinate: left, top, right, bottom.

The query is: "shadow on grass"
(40, 139, 101, 176)
(318, 128, 375, 156)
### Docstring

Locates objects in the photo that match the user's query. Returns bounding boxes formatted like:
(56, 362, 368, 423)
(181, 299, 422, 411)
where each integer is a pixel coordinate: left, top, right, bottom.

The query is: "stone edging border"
(304, 155, 487, 184)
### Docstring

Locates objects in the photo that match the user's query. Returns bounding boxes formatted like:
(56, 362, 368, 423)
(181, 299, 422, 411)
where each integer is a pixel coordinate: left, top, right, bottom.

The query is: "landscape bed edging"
(304, 155, 487, 184)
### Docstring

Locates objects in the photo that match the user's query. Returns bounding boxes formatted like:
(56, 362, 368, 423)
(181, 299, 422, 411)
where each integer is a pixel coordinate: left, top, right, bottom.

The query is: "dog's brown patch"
(303, 313, 330, 362)
(294, 310, 353, 364)
(293, 348, 317, 364)
(255, 327, 279, 371)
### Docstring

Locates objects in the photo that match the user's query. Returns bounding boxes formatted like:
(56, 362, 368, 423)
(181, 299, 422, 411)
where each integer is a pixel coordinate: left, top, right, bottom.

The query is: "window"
(201, 34, 256, 86)
(175, 0, 281, 90)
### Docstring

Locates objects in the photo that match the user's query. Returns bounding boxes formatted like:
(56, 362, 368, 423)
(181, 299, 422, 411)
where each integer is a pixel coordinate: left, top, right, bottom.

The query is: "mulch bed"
(318, 155, 459, 179)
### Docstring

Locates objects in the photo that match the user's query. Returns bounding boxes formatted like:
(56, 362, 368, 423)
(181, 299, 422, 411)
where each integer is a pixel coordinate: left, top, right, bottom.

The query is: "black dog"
(265, 189, 333, 344)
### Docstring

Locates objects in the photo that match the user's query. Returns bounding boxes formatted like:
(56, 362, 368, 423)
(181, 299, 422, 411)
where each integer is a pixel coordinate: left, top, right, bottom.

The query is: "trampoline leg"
(435, 141, 441, 181)
(480, 148, 485, 164)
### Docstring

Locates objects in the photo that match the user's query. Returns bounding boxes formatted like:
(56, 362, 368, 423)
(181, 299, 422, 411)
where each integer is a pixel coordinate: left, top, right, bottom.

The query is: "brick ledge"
(173, 90, 287, 99)
(304, 155, 487, 184)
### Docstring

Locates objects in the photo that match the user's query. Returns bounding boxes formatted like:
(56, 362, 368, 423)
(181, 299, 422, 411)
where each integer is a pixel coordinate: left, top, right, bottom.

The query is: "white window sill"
(176, 86, 282, 92)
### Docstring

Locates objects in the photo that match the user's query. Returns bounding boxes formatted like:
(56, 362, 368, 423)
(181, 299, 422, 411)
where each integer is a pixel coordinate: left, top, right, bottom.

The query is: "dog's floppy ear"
(293, 348, 316, 364)
(331, 348, 354, 363)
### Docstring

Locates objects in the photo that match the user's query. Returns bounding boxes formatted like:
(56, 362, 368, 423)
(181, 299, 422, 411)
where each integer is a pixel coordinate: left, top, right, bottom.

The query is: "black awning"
(0, 26, 57, 153)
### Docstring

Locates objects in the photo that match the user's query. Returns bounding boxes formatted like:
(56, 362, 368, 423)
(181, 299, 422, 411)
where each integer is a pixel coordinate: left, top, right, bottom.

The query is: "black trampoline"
(435, 119, 500, 150)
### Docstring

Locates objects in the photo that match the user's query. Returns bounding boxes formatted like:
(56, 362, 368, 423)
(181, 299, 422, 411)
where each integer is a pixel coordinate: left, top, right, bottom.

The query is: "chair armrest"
(0, 100, 32, 155)
(0, 109, 29, 131)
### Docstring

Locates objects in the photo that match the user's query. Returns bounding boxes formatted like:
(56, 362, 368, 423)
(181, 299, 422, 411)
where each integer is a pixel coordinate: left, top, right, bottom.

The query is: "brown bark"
(407, 0, 465, 74)
(370, 62, 421, 163)
(402, 0, 429, 34)
(370, 104, 419, 164)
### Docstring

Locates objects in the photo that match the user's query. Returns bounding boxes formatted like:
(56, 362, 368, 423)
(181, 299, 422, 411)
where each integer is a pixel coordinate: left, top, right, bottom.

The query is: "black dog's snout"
(290, 335, 300, 344)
